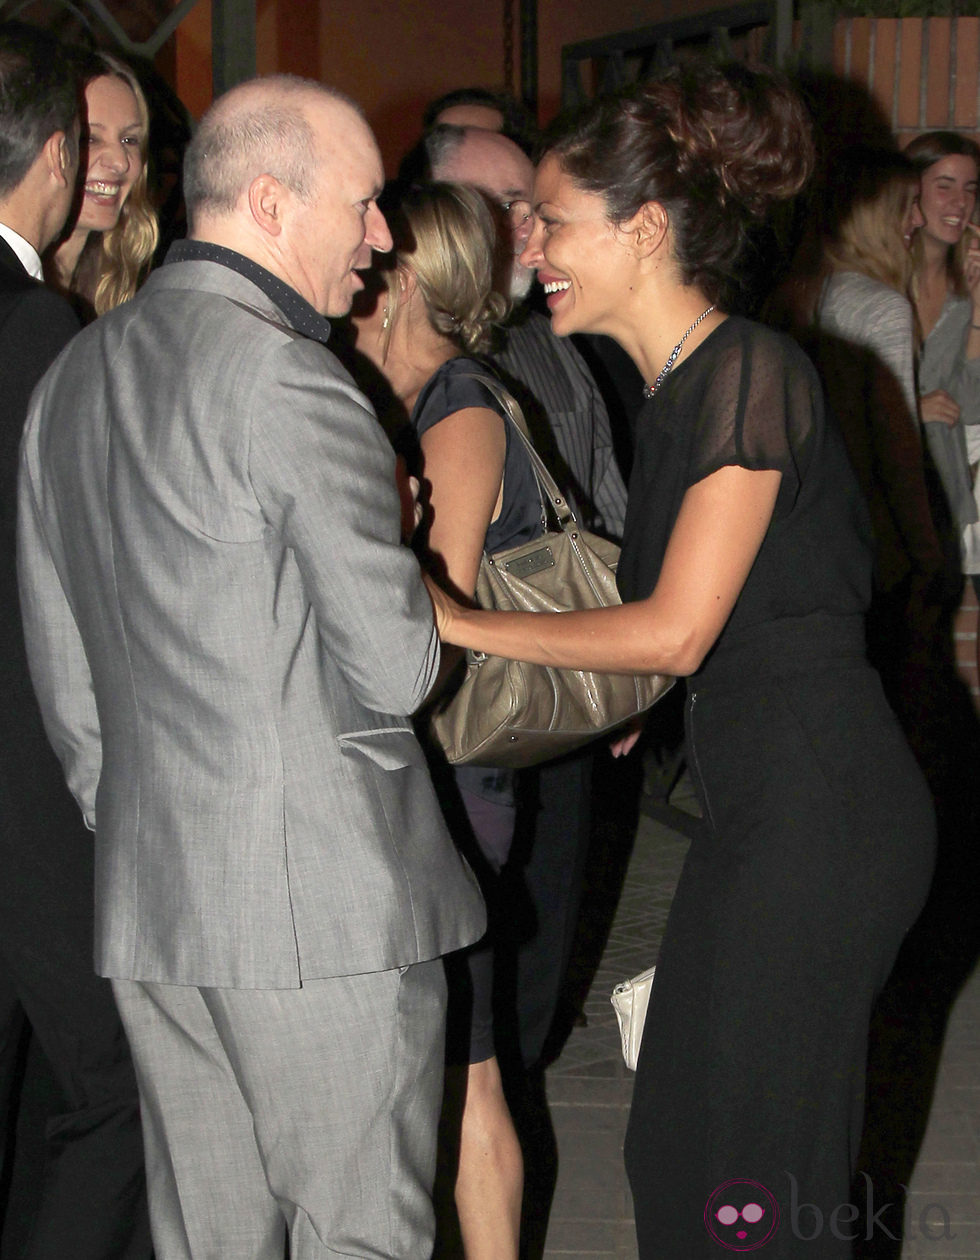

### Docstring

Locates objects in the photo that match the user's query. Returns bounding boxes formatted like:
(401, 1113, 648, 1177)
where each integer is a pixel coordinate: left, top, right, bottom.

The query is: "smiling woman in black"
(428, 64, 936, 1258)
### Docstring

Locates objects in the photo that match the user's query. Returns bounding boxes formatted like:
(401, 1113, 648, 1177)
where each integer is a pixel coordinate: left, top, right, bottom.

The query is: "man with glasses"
(419, 123, 627, 536)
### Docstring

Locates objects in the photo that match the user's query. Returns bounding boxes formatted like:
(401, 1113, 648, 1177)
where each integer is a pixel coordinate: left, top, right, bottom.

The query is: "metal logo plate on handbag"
(504, 546, 554, 579)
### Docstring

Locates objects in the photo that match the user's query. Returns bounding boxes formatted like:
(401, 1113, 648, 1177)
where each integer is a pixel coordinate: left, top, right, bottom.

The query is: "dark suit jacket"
(0, 233, 81, 855)
(0, 239, 153, 1259)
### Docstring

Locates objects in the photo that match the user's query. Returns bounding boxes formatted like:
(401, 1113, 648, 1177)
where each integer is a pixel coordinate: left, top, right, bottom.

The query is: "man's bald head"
(183, 75, 362, 228)
(431, 126, 534, 202)
(180, 75, 390, 317)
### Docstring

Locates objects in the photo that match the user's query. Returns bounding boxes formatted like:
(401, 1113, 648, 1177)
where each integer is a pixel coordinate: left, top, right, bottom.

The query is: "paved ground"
(534, 777, 980, 1260)
(3, 769, 976, 1260)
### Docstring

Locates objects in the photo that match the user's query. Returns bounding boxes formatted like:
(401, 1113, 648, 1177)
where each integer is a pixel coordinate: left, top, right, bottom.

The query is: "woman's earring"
(381, 304, 391, 330)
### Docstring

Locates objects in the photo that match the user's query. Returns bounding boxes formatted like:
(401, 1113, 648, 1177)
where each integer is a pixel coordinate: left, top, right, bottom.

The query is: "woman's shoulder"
(821, 270, 910, 322)
(698, 315, 817, 393)
(668, 317, 818, 436)
(660, 317, 817, 494)
(817, 272, 912, 352)
(411, 356, 508, 435)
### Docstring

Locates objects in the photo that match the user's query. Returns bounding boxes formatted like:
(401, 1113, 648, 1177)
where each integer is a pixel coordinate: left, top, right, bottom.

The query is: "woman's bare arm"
(428, 464, 782, 678)
(420, 405, 506, 601)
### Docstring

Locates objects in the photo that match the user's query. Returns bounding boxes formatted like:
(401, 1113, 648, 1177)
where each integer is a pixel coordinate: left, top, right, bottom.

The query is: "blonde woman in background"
(769, 148, 942, 714)
(48, 49, 158, 318)
(811, 149, 944, 691)
(352, 181, 539, 1260)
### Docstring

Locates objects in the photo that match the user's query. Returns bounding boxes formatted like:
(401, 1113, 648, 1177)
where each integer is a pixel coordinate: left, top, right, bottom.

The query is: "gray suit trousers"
(112, 962, 446, 1259)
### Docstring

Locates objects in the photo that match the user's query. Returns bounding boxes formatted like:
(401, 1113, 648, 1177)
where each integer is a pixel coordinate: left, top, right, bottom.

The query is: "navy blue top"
(411, 357, 542, 556)
(412, 356, 544, 798)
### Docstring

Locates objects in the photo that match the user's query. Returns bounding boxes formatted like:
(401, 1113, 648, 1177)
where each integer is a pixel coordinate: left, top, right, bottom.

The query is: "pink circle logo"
(705, 1180, 780, 1251)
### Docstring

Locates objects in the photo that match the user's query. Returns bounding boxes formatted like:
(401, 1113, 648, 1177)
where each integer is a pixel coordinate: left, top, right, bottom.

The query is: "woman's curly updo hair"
(546, 62, 815, 311)
(379, 181, 508, 355)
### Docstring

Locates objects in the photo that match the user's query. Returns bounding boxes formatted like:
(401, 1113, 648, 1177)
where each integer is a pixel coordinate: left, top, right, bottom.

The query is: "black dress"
(619, 318, 935, 1258)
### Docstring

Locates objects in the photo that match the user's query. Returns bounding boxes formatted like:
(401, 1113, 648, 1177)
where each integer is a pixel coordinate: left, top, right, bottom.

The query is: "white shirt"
(0, 222, 43, 279)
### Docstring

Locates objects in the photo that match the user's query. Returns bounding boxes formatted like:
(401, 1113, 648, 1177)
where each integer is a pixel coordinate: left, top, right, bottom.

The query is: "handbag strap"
(458, 371, 578, 532)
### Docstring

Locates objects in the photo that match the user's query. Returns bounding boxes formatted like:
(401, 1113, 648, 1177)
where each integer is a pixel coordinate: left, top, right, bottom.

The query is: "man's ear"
(43, 131, 73, 188)
(623, 200, 669, 258)
(248, 174, 287, 237)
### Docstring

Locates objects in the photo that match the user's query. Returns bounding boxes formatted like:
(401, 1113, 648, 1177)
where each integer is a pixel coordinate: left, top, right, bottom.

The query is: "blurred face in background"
(916, 153, 978, 250)
(436, 129, 535, 300)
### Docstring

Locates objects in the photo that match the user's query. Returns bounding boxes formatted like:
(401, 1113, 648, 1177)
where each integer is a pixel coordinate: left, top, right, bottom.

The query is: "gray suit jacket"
(17, 258, 485, 988)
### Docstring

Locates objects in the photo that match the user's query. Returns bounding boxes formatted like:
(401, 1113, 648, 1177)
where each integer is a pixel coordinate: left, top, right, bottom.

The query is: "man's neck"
(0, 197, 42, 254)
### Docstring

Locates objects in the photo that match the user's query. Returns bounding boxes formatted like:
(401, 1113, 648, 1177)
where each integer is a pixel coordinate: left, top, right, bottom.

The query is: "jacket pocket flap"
(338, 727, 425, 770)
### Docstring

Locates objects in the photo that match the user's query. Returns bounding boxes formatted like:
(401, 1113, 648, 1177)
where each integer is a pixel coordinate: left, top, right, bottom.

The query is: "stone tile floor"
(535, 777, 980, 1259)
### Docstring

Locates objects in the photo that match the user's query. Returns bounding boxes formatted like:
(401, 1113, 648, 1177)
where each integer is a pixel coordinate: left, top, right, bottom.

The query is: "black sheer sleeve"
(686, 322, 818, 518)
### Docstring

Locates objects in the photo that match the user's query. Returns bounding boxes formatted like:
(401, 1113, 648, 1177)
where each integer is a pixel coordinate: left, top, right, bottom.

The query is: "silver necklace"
(643, 306, 716, 399)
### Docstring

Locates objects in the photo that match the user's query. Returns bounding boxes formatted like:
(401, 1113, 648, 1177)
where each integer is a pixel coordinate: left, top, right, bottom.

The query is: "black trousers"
(0, 720, 150, 1260)
(625, 650, 935, 1259)
(508, 750, 594, 1070)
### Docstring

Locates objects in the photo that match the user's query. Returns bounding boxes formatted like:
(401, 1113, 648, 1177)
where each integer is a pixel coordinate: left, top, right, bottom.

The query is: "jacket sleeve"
(17, 410, 102, 829)
(248, 339, 440, 716)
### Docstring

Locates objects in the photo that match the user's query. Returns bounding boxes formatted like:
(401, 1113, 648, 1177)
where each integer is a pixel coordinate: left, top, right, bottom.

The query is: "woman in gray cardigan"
(780, 150, 939, 608)
(769, 146, 945, 708)
(906, 132, 980, 594)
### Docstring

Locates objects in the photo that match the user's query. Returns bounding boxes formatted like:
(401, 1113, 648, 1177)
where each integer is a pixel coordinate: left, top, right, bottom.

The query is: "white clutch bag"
(610, 965, 656, 1071)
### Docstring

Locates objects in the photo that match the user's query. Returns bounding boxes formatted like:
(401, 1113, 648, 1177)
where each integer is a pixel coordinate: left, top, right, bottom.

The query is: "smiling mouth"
(542, 280, 570, 295)
(85, 181, 122, 198)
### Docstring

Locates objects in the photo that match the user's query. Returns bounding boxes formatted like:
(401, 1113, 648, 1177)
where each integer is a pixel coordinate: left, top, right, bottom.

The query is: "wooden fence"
(827, 16, 980, 142)
(829, 18, 980, 705)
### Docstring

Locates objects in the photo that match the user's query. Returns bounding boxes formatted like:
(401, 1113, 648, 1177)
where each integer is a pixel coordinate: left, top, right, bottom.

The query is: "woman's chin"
(78, 201, 123, 235)
(547, 299, 579, 338)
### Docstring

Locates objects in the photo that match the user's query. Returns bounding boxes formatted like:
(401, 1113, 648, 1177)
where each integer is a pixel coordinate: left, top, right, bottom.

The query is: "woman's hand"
(423, 572, 460, 642)
(919, 389, 961, 427)
(609, 716, 646, 758)
(965, 223, 980, 313)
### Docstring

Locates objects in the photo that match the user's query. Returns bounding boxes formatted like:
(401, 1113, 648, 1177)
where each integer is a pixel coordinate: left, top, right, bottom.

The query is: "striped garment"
(494, 310, 628, 540)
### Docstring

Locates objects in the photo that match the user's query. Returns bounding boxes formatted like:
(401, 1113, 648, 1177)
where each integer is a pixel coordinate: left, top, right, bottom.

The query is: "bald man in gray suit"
(18, 75, 484, 1260)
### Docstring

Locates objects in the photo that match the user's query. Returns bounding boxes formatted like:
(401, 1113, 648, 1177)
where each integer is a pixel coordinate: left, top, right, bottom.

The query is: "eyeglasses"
(500, 199, 532, 228)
